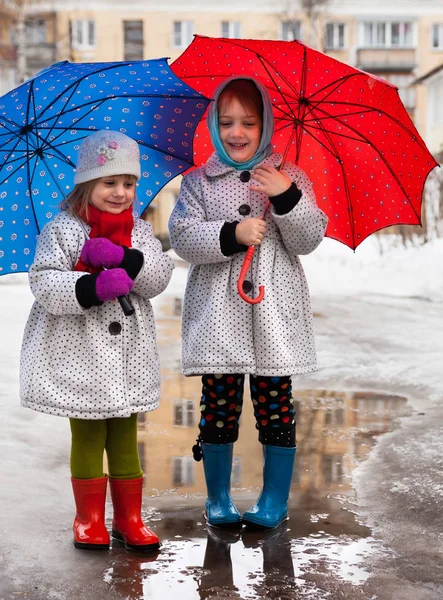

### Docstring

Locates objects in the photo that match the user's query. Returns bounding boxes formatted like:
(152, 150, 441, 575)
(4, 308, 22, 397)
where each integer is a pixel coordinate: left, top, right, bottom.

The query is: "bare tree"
(302, 0, 330, 48)
(280, 0, 330, 49)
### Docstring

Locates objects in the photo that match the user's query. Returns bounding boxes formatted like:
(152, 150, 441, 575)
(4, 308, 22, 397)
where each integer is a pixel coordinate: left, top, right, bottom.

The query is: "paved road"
(1, 284, 442, 599)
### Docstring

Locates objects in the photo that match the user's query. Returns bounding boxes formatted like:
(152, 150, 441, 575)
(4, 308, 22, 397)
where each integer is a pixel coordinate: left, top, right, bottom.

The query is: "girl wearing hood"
(168, 78, 327, 529)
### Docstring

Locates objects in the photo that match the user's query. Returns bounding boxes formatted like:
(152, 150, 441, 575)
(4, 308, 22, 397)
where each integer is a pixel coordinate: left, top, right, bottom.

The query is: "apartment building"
(0, 0, 442, 241)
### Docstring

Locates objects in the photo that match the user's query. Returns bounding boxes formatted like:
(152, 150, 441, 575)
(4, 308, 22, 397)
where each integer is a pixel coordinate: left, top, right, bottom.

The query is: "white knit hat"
(74, 130, 141, 184)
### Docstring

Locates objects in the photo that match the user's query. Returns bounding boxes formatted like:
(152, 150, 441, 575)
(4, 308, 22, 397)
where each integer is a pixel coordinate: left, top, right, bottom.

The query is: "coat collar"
(204, 152, 283, 178)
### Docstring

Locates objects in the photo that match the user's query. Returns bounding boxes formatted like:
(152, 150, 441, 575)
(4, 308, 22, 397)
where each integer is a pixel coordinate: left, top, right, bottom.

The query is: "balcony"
(25, 42, 57, 72)
(357, 48, 416, 73)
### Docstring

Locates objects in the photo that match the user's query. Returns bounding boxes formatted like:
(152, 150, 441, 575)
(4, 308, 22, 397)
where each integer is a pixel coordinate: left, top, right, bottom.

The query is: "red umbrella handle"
(237, 246, 265, 304)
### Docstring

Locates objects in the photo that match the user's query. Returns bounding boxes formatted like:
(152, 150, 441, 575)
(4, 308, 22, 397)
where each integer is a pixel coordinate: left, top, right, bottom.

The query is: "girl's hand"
(235, 218, 267, 246)
(95, 268, 134, 302)
(81, 237, 124, 268)
(250, 165, 292, 197)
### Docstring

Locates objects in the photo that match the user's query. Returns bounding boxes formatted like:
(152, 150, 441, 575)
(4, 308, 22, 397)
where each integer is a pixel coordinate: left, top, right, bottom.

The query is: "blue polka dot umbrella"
(0, 59, 210, 275)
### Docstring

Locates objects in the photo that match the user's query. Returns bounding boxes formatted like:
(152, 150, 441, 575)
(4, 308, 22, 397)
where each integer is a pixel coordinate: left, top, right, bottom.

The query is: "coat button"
(240, 171, 251, 182)
(242, 280, 253, 293)
(239, 204, 251, 216)
(109, 321, 122, 335)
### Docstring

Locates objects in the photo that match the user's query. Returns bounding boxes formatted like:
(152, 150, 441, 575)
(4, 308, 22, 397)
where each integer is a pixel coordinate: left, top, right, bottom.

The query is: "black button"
(109, 321, 122, 335)
(239, 171, 251, 182)
(239, 204, 251, 216)
(242, 280, 253, 293)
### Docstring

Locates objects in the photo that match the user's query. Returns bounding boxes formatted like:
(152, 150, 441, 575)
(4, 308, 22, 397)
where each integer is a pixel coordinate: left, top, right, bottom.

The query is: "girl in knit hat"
(169, 78, 327, 530)
(20, 130, 173, 552)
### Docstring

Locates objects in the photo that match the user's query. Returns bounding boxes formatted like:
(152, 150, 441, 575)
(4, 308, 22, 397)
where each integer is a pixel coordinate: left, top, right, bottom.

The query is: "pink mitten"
(95, 269, 134, 302)
(81, 238, 124, 269)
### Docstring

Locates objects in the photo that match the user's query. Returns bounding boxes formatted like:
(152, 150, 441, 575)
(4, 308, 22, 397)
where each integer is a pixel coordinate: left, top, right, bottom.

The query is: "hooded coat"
(20, 211, 174, 419)
(168, 151, 328, 377)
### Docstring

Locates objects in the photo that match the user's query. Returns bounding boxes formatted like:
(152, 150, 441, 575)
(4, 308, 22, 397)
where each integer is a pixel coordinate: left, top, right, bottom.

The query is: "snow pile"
(302, 235, 443, 303)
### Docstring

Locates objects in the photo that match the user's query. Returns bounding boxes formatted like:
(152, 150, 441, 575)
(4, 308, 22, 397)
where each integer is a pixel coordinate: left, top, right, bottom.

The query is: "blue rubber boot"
(201, 443, 241, 527)
(242, 445, 296, 529)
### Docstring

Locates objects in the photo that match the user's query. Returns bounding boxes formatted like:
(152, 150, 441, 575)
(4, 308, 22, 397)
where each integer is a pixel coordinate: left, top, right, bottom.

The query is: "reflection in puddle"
(103, 527, 386, 599)
(103, 384, 408, 598)
(101, 286, 410, 598)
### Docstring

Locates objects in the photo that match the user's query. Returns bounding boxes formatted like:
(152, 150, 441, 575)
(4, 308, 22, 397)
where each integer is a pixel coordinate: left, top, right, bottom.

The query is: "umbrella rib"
(298, 71, 363, 127)
(36, 61, 137, 121)
(254, 54, 302, 108)
(316, 100, 430, 150)
(42, 92, 209, 121)
(0, 119, 38, 149)
(302, 110, 356, 246)
(287, 71, 396, 139)
(308, 72, 367, 101)
(35, 92, 204, 166)
(275, 107, 376, 124)
(281, 117, 341, 161)
(41, 154, 72, 202)
(213, 38, 305, 103)
(131, 138, 196, 167)
(276, 104, 356, 244)
(287, 95, 429, 154)
(23, 80, 41, 231)
(274, 119, 369, 145)
(0, 157, 32, 186)
(0, 151, 34, 169)
(312, 103, 422, 219)
(37, 77, 100, 147)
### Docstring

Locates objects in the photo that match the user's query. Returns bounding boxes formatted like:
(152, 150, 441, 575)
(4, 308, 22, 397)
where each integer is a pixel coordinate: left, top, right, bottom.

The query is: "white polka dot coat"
(20, 211, 174, 419)
(168, 152, 328, 378)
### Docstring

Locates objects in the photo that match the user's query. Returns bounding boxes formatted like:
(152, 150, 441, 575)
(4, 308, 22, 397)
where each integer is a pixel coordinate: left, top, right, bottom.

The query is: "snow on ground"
(159, 234, 443, 305)
(3, 234, 442, 305)
(302, 235, 443, 303)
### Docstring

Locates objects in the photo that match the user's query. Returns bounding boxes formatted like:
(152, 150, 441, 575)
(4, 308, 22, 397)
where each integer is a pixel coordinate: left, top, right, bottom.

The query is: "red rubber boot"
(109, 477, 160, 552)
(71, 475, 110, 550)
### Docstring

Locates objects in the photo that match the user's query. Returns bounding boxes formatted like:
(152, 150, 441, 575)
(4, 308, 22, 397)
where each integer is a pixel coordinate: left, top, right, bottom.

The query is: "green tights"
(70, 414, 143, 480)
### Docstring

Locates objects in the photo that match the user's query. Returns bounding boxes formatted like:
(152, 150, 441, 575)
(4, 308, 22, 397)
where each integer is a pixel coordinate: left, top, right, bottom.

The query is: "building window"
(221, 21, 241, 38)
(173, 21, 194, 49)
(325, 23, 346, 50)
(322, 455, 344, 483)
(362, 21, 413, 48)
(174, 399, 195, 427)
(280, 20, 301, 41)
(430, 76, 443, 128)
(25, 19, 47, 45)
(172, 456, 194, 486)
(324, 407, 345, 426)
(432, 24, 443, 50)
(124, 20, 143, 61)
(71, 20, 96, 50)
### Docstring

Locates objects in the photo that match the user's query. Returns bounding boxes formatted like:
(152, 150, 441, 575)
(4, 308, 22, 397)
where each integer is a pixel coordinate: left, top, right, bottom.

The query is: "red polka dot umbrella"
(172, 35, 438, 251)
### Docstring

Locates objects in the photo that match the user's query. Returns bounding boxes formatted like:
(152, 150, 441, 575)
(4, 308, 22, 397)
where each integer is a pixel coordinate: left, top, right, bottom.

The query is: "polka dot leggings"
(197, 373, 296, 448)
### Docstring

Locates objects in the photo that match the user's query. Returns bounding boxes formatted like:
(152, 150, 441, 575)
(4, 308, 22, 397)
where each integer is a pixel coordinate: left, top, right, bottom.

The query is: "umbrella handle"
(237, 246, 265, 304)
(118, 294, 135, 316)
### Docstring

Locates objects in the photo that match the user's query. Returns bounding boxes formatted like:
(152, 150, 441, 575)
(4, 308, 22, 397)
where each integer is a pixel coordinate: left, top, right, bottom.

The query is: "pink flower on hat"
(97, 154, 106, 165)
(108, 141, 118, 150)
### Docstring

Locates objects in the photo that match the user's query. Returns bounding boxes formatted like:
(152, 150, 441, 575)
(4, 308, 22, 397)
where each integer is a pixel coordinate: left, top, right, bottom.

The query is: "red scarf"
(74, 204, 134, 273)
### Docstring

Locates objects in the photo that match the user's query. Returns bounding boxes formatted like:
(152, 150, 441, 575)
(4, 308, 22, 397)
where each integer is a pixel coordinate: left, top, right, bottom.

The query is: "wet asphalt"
(1, 287, 443, 600)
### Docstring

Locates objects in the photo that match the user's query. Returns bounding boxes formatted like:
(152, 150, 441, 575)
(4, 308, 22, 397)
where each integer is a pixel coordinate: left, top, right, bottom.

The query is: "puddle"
(101, 288, 411, 598)
(103, 377, 409, 598)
